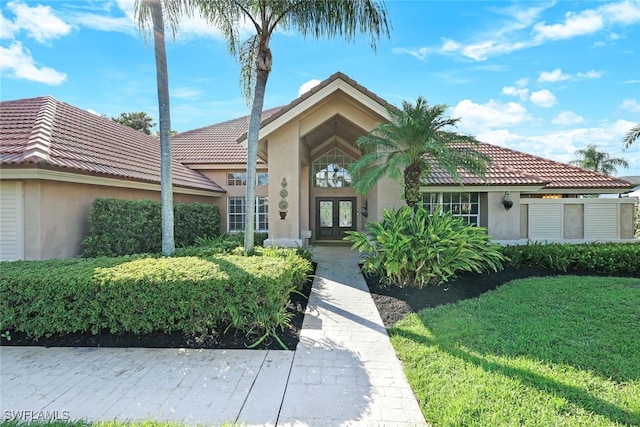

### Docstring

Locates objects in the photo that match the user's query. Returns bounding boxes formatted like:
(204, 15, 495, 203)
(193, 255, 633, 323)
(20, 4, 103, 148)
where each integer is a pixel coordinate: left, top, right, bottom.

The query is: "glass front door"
(316, 197, 356, 240)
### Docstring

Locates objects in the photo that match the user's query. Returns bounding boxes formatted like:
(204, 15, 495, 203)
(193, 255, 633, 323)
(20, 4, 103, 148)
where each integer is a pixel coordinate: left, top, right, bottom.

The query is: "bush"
(0, 250, 312, 348)
(501, 241, 640, 276)
(82, 198, 220, 257)
(345, 205, 505, 288)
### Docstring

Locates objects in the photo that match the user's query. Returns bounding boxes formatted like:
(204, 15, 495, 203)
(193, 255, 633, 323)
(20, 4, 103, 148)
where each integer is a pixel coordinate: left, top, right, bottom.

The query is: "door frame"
(314, 196, 357, 241)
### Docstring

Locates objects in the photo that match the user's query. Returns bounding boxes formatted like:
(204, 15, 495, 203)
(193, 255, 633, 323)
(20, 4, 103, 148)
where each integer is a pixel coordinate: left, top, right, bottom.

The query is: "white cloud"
(552, 111, 585, 125)
(395, 1, 640, 63)
(0, 10, 15, 39)
(298, 79, 321, 97)
(86, 108, 102, 116)
(172, 87, 201, 99)
(460, 40, 528, 61)
(452, 99, 529, 130)
(576, 70, 603, 79)
(530, 89, 557, 107)
(601, 0, 640, 25)
(0, 41, 67, 85)
(538, 68, 570, 83)
(6, 1, 72, 43)
(501, 86, 529, 100)
(534, 10, 604, 41)
(391, 46, 429, 61)
(619, 98, 640, 113)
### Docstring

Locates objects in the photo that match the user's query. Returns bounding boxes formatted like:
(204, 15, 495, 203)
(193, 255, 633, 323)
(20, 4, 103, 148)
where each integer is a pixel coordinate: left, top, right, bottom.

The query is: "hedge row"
(82, 198, 220, 257)
(501, 242, 640, 276)
(0, 250, 312, 341)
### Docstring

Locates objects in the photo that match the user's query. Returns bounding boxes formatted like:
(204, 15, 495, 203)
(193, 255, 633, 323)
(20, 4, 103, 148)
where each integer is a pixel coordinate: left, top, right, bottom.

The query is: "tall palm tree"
(623, 123, 640, 151)
(570, 144, 629, 176)
(195, 0, 390, 251)
(349, 97, 491, 209)
(135, 0, 188, 256)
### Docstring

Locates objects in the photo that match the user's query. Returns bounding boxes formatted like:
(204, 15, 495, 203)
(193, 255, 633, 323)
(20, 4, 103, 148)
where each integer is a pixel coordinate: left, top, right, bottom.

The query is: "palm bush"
(345, 205, 505, 288)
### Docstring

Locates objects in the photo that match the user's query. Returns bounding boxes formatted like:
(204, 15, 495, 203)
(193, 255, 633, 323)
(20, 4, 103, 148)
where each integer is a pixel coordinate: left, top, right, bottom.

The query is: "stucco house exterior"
(0, 96, 225, 261)
(1, 72, 636, 260)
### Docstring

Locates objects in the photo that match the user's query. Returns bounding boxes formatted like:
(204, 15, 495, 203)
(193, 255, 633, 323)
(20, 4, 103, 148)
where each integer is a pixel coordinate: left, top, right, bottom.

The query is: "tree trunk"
(404, 163, 422, 209)
(150, 0, 175, 256)
(244, 62, 270, 252)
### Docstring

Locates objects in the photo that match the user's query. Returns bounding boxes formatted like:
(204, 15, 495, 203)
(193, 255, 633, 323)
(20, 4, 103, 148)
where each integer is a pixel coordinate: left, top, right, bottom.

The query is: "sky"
(1, 0, 639, 177)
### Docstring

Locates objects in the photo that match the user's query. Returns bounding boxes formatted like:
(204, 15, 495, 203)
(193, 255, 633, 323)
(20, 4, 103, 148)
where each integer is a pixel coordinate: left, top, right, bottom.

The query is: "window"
(228, 197, 269, 232)
(313, 148, 354, 188)
(422, 192, 480, 226)
(227, 172, 268, 186)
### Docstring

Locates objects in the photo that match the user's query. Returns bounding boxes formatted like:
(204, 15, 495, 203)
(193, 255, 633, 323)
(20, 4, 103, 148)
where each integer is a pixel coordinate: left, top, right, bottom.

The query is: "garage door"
(0, 181, 24, 260)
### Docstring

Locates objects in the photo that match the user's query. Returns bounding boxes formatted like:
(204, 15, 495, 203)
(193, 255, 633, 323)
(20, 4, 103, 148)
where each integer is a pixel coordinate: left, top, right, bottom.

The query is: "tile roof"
(423, 142, 633, 189)
(0, 96, 225, 193)
(172, 106, 282, 164)
(172, 72, 392, 164)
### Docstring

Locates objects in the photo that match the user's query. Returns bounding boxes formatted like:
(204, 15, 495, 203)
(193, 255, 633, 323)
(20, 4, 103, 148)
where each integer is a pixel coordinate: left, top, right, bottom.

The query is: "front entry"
(316, 197, 357, 240)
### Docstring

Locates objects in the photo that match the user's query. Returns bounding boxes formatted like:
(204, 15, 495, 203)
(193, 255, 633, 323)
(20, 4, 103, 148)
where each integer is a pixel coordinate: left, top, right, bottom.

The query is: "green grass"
(389, 275, 640, 426)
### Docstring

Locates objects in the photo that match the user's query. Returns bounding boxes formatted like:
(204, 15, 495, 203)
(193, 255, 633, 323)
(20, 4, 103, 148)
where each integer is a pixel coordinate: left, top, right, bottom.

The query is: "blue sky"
(1, 0, 639, 176)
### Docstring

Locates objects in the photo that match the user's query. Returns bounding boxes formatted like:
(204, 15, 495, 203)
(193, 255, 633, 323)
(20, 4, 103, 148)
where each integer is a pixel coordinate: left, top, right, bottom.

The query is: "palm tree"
(570, 144, 629, 176)
(135, 0, 188, 256)
(623, 123, 640, 151)
(195, 0, 390, 251)
(349, 97, 491, 209)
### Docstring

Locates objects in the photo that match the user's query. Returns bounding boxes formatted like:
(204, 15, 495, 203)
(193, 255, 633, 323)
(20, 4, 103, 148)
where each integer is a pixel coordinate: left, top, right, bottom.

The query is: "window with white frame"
(313, 148, 354, 188)
(228, 197, 269, 232)
(422, 192, 480, 226)
(227, 172, 268, 186)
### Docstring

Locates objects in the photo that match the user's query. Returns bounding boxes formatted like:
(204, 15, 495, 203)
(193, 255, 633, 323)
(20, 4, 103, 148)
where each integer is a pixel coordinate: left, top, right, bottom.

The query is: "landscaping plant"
(501, 241, 640, 276)
(345, 205, 505, 288)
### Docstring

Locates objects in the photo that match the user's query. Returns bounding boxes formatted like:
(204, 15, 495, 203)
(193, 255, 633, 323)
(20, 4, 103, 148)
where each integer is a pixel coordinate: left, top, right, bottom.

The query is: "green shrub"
(501, 241, 640, 276)
(0, 250, 312, 347)
(345, 205, 505, 288)
(82, 198, 220, 257)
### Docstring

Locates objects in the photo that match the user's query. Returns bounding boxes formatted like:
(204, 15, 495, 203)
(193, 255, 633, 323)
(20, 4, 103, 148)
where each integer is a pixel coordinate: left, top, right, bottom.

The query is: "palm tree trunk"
(404, 163, 422, 209)
(150, 0, 175, 256)
(244, 66, 270, 252)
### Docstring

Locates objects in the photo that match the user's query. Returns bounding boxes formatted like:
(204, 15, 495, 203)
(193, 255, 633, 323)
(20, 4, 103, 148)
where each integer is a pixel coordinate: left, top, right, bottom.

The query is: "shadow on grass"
(392, 327, 640, 425)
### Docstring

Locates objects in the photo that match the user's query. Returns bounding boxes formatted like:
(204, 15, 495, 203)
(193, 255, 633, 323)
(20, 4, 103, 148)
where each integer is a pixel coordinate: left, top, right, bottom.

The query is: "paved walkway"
(1, 246, 427, 426)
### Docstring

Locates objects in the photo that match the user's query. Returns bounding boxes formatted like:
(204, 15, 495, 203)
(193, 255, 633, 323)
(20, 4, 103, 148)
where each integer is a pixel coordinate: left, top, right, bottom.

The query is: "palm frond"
(623, 123, 640, 151)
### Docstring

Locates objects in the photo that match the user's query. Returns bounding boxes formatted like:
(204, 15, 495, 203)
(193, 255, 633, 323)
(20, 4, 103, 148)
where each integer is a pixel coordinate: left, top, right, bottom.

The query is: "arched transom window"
(313, 147, 354, 188)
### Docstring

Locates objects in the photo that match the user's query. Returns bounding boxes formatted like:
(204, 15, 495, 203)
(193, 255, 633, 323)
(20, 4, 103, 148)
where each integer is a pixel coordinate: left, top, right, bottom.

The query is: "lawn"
(389, 275, 640, 426)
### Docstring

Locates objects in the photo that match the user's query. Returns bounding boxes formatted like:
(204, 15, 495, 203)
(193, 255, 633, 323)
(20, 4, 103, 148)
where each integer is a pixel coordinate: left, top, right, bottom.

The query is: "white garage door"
(0, 181, 24, 261)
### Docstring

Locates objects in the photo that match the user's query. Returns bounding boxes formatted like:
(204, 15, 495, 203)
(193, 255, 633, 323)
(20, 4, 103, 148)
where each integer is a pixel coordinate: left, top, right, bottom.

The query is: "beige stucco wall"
(620, 202, 635, 239)
(564, 204, 585, 239)
(486, 191, 521, 240)
(20, 179, 217, 260)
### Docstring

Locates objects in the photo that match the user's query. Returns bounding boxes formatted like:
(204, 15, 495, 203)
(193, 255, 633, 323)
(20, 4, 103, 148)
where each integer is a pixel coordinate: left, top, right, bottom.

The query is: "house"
(0, 96, 225, 260)
(1, 72, 636, 260)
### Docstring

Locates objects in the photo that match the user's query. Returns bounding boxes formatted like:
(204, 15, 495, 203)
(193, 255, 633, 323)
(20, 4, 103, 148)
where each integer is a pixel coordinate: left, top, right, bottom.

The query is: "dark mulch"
(1, 264, 315, 351)
(365, 266, 637, 328)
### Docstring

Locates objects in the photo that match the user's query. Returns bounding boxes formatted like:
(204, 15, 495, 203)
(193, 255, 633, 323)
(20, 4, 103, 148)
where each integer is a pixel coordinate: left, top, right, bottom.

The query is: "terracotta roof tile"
(422, 142, 633, 189)
(172, 106, 282, 164)
(0, 97, 225, 193)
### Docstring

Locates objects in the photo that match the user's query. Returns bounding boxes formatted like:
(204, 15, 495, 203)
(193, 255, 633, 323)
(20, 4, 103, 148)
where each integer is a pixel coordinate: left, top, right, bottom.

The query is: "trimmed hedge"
(501, 242, 640, 276)
(82, 198, 220, 257)
(0, 251, 312, 341)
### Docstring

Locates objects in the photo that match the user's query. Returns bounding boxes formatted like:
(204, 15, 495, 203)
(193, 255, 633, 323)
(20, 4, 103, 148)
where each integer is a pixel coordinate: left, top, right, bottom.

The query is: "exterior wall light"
(502, 191, 514, 211)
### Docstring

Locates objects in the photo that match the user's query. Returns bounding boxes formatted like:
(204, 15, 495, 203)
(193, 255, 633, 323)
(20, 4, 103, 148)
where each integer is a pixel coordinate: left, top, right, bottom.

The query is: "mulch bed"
(365, 266, 638, 328)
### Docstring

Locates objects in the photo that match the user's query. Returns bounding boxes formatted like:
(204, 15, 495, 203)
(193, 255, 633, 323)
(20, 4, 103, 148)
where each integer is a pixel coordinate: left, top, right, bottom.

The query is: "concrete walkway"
(1, 246, 427, 426)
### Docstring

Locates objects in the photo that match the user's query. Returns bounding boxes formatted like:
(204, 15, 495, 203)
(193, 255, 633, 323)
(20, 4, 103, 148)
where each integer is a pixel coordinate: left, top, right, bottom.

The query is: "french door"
(316, 197, 356, 240)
